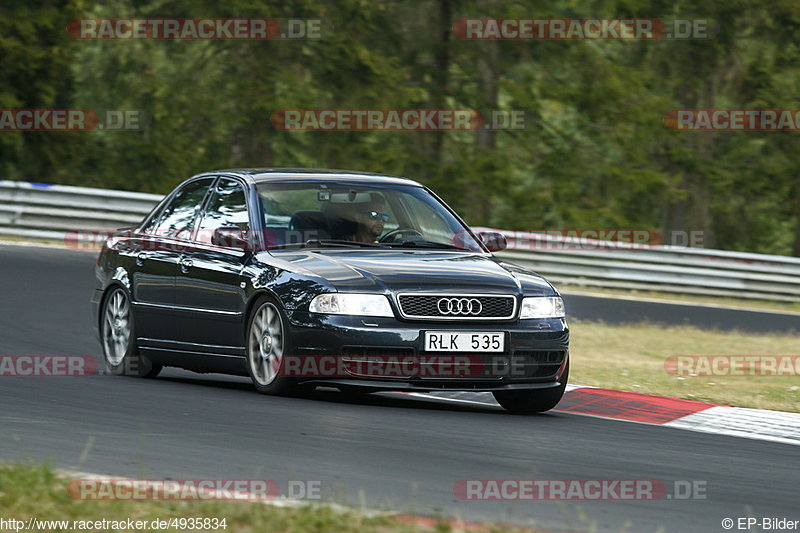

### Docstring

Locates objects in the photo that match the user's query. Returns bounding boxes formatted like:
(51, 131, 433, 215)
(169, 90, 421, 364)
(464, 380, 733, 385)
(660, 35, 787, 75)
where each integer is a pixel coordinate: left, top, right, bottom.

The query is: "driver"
(350, 193, 388, 243)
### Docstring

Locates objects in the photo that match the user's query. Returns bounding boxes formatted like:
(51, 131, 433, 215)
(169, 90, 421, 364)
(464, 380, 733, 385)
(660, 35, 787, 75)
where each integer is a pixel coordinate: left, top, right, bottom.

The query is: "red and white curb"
(401, 385, 800, 446)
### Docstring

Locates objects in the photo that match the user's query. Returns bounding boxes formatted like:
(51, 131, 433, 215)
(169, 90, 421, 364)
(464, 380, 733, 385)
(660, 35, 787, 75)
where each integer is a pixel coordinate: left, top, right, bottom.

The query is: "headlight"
(519, 296, 565, 319)
(309, 293, 394, 317)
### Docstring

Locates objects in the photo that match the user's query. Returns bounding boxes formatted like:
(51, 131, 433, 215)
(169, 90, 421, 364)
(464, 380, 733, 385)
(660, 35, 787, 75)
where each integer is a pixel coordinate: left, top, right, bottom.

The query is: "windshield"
(256, 181, 483, 251)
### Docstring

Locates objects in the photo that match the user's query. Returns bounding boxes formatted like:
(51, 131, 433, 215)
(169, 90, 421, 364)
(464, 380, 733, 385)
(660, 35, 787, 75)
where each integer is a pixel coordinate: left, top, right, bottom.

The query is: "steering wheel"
(379, 227, 424, 243)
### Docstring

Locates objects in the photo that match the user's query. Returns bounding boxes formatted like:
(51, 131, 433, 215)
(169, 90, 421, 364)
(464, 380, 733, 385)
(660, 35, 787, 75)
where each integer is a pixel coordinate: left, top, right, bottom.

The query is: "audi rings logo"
(437, 298, 483, 316)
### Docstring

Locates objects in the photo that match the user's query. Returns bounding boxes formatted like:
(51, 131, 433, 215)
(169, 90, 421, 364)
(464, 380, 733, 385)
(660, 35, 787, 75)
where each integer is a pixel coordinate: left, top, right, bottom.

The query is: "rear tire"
(101, 287, 162, 378)
(493, 361, 569, 413)
(246, 296, 297, 395)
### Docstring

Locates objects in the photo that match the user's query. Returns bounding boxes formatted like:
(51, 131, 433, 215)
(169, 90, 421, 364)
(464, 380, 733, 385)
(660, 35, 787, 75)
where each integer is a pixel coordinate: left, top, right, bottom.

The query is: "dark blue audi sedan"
(92, 169, 569, 412)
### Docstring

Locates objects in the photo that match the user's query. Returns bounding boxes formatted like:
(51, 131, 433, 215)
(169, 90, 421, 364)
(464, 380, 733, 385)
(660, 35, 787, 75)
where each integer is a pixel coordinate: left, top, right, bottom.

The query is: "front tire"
(246, 297, 297, 395)
(493, 361, 569, 413)
(101, 287, 162, 378)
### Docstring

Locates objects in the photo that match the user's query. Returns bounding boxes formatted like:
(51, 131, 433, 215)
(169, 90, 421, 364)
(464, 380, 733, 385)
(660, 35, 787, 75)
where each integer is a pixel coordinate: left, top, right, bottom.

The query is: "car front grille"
(396, 294, 516, 320)
(338, 347, 565, 381)
(340, 346, 416, 379)
(341, 346, 415, 357)
(507, 350, 566, 378)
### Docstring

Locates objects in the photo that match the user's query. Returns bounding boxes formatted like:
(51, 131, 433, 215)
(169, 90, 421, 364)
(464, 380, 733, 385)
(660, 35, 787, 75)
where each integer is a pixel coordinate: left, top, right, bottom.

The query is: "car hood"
(264, 249, 555, 296)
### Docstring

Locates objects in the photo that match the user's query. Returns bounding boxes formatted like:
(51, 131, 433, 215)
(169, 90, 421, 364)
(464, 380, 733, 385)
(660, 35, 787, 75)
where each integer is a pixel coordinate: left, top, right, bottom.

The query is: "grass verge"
(570, 319, 800, 412)
(0, 464, 540, 533)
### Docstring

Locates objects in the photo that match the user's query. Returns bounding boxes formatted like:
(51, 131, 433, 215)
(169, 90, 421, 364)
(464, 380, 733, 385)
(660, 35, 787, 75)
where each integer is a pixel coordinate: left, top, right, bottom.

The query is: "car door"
(129, 177, 214, 347)
(172, 177, 252, 355)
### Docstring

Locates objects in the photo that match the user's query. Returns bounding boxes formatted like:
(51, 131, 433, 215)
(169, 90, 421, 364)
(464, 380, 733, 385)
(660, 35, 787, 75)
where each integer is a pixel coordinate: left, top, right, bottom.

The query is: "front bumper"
(284, 311, 569, 391)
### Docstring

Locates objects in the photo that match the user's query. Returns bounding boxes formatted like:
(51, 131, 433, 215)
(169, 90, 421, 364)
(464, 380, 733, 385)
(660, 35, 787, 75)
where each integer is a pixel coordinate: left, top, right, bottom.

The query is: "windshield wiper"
(384, 240, 469, 250)
(316, 239, 388, 248)
(270, 239, 387, 250)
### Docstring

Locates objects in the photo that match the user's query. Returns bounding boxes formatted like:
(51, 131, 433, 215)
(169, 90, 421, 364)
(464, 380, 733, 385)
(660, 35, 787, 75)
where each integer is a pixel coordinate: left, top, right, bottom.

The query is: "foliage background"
(2, 0, 799, 255)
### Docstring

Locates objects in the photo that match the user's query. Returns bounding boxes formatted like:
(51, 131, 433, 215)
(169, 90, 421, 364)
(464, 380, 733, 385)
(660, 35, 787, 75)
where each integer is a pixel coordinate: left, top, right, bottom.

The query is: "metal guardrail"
(479, 228, 800, 303)
(0, 180, 160, 241)
(2, 179, 800, 303)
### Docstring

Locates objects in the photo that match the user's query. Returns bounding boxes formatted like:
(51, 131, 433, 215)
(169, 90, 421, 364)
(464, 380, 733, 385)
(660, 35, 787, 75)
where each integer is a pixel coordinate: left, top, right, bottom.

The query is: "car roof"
(199, 168, 423, 187)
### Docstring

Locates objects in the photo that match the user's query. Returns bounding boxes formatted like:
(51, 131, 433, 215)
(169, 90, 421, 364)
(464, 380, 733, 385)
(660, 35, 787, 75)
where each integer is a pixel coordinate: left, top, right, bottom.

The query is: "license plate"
(424, 332, 504, 352)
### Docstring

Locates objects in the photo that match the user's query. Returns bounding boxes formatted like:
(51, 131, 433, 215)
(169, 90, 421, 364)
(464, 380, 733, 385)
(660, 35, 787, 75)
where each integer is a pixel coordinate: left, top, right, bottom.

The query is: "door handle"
(180, 257, 193, 273)
(135, 252, 149, 266)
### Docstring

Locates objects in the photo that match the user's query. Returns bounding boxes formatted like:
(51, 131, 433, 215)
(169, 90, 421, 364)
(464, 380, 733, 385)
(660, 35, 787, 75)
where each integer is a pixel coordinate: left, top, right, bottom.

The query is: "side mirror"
(478, 231, 507, 252)
(211, 227, 250, 250)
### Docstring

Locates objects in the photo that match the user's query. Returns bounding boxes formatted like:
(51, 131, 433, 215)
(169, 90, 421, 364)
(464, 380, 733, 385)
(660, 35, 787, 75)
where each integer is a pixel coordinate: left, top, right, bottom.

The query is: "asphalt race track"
(1, 243, 798, 532)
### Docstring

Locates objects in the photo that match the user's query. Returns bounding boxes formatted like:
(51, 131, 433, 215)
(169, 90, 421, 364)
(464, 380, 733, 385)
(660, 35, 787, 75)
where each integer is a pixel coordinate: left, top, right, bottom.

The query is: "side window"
(195, 179, 250, 244)
(152, 178, 214, 240)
